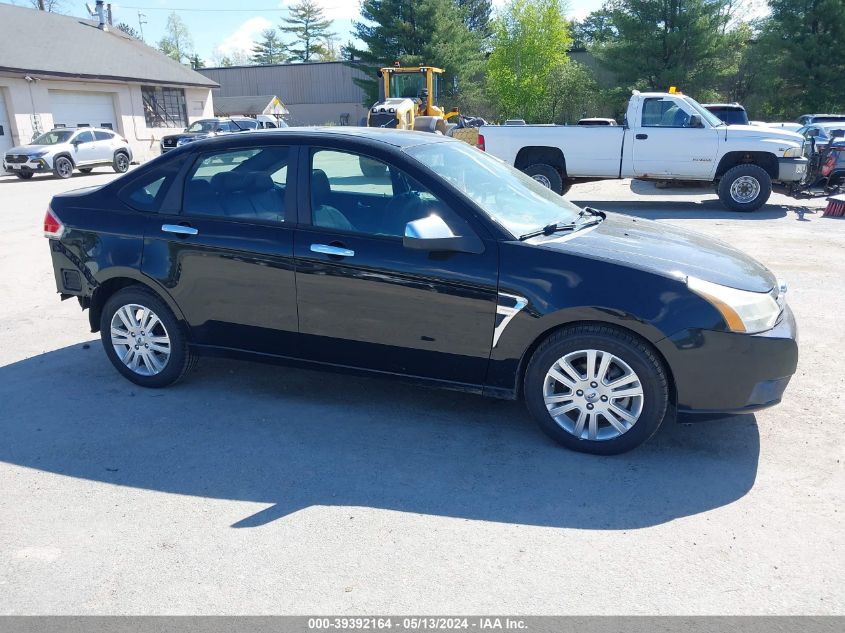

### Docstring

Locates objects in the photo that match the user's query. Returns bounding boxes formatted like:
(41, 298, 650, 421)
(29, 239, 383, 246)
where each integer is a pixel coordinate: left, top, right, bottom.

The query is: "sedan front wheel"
(524, 324, 669, 454)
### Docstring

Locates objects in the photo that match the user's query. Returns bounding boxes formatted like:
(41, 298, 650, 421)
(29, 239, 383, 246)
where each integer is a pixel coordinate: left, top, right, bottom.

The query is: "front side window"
(309, 148, 459, 237)
(74, 130, 94, 143)
(182, 146, 290, 223)
(235, 119, 258, 130)
(186, 120, 218, 134)
(642, 98, 692, 127)
(142, 86, 188, 128)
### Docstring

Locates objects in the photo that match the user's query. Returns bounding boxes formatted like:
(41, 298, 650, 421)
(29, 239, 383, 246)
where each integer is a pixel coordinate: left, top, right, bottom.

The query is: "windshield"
(389, 72, 426, 99)
(186, 120, 217, 133)
(32, 130, 74, 145)
(708, 107, 748, 125)
(405, 141, 581, 238)
(683, 97, 725, 127)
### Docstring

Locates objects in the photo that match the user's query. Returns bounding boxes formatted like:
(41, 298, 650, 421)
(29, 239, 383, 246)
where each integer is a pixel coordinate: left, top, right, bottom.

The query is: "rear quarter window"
(117, 161, 181, 212)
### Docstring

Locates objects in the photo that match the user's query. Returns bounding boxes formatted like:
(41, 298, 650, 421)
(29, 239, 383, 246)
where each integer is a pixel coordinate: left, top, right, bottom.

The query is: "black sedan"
(44, 128, 798, 454)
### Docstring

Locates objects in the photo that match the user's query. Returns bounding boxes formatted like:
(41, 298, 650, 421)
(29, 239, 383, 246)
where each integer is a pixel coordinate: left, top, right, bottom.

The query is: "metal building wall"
(199, 62, 370, 126)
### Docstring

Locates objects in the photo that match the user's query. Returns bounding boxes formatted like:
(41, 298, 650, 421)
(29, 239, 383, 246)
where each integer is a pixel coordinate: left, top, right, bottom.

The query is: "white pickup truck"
(479, 91, 808, 211)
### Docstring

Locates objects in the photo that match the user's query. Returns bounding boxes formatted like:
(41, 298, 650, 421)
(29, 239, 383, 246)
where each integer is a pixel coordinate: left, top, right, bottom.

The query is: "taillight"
(477, 134, 485, 151)
(821, 154, 836, 177)
(43, 206, 65, 239)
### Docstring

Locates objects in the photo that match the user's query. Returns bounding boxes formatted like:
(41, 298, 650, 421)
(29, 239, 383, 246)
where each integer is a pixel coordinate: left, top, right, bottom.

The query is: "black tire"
(53, 156, 74, 179)
(359, 155, 387, 178)
(717, 164, 772, 212)
(524, 325, 669, 455)
(113, 151, 130, 173)
(523, 163, 564, 195)
(99, 286, 195, 388)
(79, 167, 93, 174)
(14, 171, 33, 179)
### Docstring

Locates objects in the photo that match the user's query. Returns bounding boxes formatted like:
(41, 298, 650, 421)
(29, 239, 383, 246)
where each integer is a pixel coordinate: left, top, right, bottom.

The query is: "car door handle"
(162, 224, 199, 236)
(310, 243, 354, 257)
(635, 133, 648, 140)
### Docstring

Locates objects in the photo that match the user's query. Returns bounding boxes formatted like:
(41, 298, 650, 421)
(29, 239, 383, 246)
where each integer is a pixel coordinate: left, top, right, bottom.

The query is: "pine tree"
(251, 29, 287, 65)
(116, 22, 142, 40)
(280, 0, 335, 62)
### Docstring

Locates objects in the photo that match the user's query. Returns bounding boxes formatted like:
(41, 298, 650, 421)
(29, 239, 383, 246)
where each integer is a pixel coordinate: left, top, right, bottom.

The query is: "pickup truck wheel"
(100, 287, 194, 388)
(524, 325, 669, 455)
(523, 163, 564, 195)
(718, 164, 772, 212)
(53, 156, 74, 179)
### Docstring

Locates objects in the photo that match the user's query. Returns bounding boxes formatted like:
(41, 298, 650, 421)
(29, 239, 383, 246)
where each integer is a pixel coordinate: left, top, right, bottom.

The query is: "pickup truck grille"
(4, 154, 28, 163)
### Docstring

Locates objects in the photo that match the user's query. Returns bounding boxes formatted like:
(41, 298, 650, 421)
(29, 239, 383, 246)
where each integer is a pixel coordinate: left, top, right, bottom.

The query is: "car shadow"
(0, 343, 760, 530)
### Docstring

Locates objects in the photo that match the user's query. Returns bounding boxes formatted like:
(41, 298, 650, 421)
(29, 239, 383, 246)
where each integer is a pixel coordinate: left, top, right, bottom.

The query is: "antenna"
(137, 11, 147, 40)
(85, 3, 94, 16)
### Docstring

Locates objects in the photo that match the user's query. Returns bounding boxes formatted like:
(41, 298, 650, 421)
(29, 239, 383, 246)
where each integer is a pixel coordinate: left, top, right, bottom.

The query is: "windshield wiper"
(519, 208, 605, 241)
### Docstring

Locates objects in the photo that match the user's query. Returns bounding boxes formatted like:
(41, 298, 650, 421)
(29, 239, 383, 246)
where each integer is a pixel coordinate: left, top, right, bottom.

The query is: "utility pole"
(137, 11, 147, 41)
(37, 0, 45, 10)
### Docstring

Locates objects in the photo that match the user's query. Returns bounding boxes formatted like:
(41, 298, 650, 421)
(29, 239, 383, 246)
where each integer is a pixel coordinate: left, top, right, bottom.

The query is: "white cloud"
(216, 16, 273, 56)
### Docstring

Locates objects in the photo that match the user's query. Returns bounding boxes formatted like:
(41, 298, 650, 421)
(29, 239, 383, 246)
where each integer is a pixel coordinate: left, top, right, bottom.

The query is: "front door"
(71, 129, 98, 165)
(632, 96, 719, 179)
(142, 143, 299, 356)
(293, 146, 499, 386)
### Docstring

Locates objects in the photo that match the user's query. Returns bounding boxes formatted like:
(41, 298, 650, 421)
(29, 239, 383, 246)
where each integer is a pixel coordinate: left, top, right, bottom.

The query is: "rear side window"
(94, 130, 115, 141)
(182, 146, 290, 223)
(235, 119, 258, 130)
(118, 162, 180, 212)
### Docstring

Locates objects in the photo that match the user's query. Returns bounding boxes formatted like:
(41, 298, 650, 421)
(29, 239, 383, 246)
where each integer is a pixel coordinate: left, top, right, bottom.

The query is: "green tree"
(189, 54, 205, 70)
(116, 22, 142, 39)
(251, 29, 287, 65)
(456, 0, 494, 38)
(348, 0, 486, 109)
(546, 61, 602, 123)
(749, 0, 845, 118)
(280, 0, 335, 62)
(570, 6, 615, 47)
(157, 12, 194, 64)
(486, 0, 572, 122)
(593, 0, 735, 96)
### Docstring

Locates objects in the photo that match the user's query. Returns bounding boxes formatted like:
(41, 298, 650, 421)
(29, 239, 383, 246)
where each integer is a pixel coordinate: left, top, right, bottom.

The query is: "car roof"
(702, 103, 745, 109)
(191, 126, 455, 149)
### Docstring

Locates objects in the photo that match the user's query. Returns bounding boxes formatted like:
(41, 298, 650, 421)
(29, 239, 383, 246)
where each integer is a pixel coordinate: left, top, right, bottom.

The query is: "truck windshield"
(405, 141, 581, 238)
(390, 73, 426, 99)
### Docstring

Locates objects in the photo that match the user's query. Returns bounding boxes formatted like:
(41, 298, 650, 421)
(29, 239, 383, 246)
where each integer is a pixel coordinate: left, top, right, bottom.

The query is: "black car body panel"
(47, 129, 798, 419)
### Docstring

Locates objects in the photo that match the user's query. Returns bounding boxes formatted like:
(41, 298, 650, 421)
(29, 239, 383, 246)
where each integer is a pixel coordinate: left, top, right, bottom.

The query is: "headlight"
(783, 147, 802, 158)
(687, 276, 781, 333)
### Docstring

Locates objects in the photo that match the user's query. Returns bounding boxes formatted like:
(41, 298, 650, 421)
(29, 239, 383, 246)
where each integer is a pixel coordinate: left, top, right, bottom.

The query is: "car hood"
(724, 125, 803, 143)
(536, 214, 776, 293)
(163, 132, 212, 140)
(5, 143, 62, 155)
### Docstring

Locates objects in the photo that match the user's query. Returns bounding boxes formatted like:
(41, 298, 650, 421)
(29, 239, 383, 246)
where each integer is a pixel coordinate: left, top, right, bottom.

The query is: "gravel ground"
(0, 168, 842, 615)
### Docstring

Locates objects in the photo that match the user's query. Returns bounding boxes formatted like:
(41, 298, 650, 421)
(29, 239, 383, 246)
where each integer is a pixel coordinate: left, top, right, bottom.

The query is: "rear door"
(141, 140, 300, 356)
(93, 130, 116, 162)
(293, 144, 499, 386)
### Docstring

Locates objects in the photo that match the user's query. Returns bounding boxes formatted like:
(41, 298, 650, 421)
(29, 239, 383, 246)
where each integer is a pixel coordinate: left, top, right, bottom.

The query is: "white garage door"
(49, 90, 118, 131)
(0, 92, 12, 155)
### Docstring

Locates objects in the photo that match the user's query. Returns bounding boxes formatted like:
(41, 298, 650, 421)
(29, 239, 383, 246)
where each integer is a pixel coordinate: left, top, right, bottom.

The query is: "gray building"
(199, 62, 369, 126)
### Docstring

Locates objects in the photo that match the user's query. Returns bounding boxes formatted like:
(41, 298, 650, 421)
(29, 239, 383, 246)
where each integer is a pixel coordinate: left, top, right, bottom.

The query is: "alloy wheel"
(116, 153, 129, 172)
(110, 303, 171, 376)
(56, 158, 73, 178)
(543, 349, 644, 441)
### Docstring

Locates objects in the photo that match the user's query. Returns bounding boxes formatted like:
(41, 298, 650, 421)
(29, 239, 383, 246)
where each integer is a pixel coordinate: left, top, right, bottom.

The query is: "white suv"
(3, 127, 133, 180)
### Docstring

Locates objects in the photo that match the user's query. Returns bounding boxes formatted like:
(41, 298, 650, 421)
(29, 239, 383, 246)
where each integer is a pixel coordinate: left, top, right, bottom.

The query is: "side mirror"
(689, 114, 704, 128)
(403, 214, 483, 254)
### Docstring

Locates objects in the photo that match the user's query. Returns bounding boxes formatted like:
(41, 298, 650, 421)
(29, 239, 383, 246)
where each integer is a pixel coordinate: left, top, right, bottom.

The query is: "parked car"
(761, 121, 803, 132)
(479, 91, 807, 211)
(797, 114, 845, 126)
(159, 117, 261, 154)
(577, 118, 618, 126)
(3, 127, 132, 180)
(44, 129, 798, 454)
(702, 103, 749, 126)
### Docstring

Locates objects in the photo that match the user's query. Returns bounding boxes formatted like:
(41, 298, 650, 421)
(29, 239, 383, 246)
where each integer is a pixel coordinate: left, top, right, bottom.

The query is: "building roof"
(0, 4, 217, 88)
(213, 95, 288, 116)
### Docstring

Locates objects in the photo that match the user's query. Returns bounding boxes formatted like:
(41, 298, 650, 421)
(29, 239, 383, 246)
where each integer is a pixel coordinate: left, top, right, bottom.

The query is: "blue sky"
(98, 0, 605, 65)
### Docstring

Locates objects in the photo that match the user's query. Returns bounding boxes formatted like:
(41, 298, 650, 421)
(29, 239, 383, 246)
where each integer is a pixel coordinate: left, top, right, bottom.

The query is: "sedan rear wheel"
(525, 325, 669, 454)
(100, 287, 195, 387)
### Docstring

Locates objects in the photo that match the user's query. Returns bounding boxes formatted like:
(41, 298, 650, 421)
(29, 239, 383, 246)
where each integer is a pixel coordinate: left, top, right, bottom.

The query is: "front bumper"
(3, 157, 51, 173)
(657, 304, 798, 414)
(778, 157, 808, 182)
